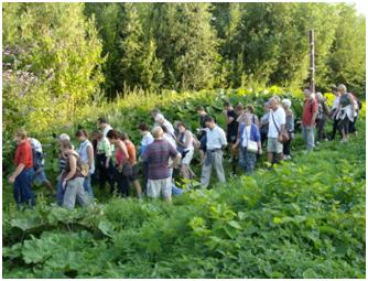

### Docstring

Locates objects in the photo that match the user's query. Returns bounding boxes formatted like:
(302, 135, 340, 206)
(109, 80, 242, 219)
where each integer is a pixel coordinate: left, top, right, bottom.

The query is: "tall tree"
(3, 3, 104, 133)
(151, 3, 219, 91)
(326, 4, 366, 95)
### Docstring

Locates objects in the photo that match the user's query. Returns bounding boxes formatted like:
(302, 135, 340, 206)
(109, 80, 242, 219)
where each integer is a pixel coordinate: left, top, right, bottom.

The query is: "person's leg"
(56, 176, 65, 206)
(63, 179, 78, 209)
(22, 169, 36, 206)
(306, 127, 315, 151)
(83, 174, 94, 199)
(147, 180, 161, 199)
(120, 174, 130, 197)
(245, 152, 257, 174)
(214, 151, 226, 183)
(238, 147, 246, 171)
(13, 171, 23, 206)
(267, 138, 274, 163)
(316, 119, 322, 142)
(97, 154, 106, 190)
(131, 164, 142, 198)
(162, 178, 173, 204)
(200, 153, 213, 188)
(75, 178, 90, 207)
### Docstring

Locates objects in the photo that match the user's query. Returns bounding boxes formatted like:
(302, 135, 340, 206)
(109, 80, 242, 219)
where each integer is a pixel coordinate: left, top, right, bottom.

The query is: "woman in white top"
(176, 122, 195, 179)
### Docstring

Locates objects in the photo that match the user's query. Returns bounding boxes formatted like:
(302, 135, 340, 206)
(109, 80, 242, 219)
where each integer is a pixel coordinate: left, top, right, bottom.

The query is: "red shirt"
(14, 140, 33, 169)
(302, 98, 318, 126)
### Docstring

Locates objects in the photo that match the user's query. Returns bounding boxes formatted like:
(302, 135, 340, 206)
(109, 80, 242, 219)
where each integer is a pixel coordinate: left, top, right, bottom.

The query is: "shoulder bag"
(271, 111, 290, 144)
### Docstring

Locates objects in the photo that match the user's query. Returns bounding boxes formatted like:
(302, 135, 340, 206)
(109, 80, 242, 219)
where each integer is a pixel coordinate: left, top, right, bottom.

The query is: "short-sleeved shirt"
(302, 98, 318, 126)
(143, 139, 178, 180)
(97, 137, 112, 157)
(124, 140, 137, 165)
(14, 140, 33, 169)
(227, 110, 239, 138)
(205, 125, 228, 150)
(268, 107, 286, 138)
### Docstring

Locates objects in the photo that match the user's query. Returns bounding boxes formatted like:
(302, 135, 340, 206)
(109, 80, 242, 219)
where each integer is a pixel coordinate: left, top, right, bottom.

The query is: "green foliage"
(2, 89, 365, 277)
(2, 2, 104, 134)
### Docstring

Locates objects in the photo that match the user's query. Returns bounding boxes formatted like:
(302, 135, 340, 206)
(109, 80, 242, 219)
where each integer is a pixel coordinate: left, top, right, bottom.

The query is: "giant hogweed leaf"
(11, 217, 43, 232)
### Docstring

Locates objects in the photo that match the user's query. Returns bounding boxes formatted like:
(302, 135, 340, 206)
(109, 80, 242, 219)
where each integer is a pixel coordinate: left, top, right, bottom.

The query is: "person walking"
(76, 129, 95, 199)
(233, 113, 261, 174)
(175, 122, 195, 179)
(56, 133, 72, 206)
(8, 129, 36, 207)
(315, 92, 330, 144)
(94, 130, 114, 192)
(121, 132, 142, 199)
(330, 85, 342, 140)
(302, 88, 318, 151)
(260, 102, 270, 145)
(107, 129, 131, 197)
(196, 106, 209, 165)
(143, 127, 181, 203)
(267, 97, 286, 164)
(138, 123, 154, 192)
(200, 116, 228, 188)
(60, 140, 90, 209)
(28, 137, 54, 194)
(98, 117, 113, 139)
(223, 101, 239, 173)
(335, 84, 356, 143)
(281, 99, 294, 160)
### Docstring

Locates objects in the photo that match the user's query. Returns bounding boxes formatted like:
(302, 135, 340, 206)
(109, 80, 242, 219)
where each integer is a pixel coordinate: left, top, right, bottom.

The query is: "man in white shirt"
(200, 116, 227, 188)
(267, 97, 286, 164)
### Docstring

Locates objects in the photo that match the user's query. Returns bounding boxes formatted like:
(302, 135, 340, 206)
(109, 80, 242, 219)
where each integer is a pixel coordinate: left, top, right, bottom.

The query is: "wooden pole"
(309, 30, 315, 93)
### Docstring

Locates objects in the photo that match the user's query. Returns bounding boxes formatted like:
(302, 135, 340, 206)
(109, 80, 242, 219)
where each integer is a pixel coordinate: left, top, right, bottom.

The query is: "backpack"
(30, 140, 44, 171)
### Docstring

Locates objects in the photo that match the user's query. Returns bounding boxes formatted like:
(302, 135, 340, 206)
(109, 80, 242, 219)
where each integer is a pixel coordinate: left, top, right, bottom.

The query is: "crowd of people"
(8, 84, 361, 209)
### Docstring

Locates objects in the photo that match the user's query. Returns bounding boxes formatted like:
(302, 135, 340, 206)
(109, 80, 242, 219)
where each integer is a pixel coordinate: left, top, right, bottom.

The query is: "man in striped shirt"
(142, 127, 181, 203)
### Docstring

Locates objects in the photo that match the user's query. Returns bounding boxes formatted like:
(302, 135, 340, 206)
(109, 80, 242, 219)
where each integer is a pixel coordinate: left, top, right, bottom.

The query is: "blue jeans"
(14, 168, 35, 206)
(56, 175, 64, 206)
(302, 125, 315, 151)
(83, 173, 94, 199)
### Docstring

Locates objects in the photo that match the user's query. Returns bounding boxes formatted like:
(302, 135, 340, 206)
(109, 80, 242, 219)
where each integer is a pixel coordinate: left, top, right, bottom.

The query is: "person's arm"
(255, 115, 260, 128)
(64, 156, 76, 182)
(220, 129, 228, 149)
(8, 163, 25, 183)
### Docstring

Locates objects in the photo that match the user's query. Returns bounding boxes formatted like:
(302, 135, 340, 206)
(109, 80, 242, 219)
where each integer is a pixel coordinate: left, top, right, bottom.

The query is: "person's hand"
(8, 175, 15, 184)
(259, 148, 263, 155)
(105, 161, 109, 169)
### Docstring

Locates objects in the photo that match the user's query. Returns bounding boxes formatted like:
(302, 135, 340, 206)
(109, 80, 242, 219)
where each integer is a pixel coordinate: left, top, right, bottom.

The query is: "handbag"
(271, 111, 290, 144)
(244, 126, 259, 153)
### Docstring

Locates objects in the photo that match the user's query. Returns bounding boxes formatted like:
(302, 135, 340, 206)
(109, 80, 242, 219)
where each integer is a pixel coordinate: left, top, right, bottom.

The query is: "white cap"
(59, 133, 70, 141)
(154, 113, 164, 122)
(282, 99, 292, 108)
